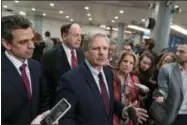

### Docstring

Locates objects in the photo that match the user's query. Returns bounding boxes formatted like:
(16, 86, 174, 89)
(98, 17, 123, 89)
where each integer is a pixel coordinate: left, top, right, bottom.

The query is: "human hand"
(154, 96, 164, 104)
(31, 110, 50, 124)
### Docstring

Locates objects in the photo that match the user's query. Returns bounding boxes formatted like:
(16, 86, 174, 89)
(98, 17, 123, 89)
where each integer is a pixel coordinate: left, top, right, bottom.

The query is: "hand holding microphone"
(126, 101, 149, 124)
(134, 83, 150, 93)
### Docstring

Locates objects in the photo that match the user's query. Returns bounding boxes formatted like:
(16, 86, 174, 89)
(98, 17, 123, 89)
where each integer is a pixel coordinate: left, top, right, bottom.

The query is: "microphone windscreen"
(127, 107, 137, 121)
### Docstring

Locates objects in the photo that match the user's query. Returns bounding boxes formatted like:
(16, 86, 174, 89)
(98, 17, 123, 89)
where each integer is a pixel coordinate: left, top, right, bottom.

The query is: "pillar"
(150, 1, 175, 53)
(117, 23, 125, 53)
(33, 15, 43, 35)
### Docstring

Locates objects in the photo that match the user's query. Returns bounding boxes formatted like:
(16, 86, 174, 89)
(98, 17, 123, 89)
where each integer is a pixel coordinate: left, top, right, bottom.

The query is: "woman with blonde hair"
(113, 51, 148, 125)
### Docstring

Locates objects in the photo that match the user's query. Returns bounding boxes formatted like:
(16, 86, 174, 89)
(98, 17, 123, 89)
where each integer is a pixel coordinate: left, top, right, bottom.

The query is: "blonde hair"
(116, 51, 138, 71)
(157, 52, 176, 70)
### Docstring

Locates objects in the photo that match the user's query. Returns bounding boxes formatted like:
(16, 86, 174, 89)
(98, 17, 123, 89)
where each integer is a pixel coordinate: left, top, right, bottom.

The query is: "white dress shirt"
(85, 60, 110, 97)
(5, 51, 32, 94)
(178, 65, 187, 114)
(62, 43, 77, 68)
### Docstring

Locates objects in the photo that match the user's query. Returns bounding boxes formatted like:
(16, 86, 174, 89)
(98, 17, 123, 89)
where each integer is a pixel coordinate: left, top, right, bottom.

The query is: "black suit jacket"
(56, 62, 125, 125)
(1, 53, 49, 124)
(41, 44, 85, 107)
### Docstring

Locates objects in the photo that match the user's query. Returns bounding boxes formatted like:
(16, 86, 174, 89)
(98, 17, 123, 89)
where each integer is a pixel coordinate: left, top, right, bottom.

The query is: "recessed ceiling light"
(119, 10, 124, 14)
(175, 5, 179, 8)
(3, 5, 8, 8)
(70, 19, 74, 22)
(89, 18, 92, 21)
(114, 16, 119, 19)
(87, 13, 91, 16)
(100, 25, 106, 28)
(50, 3, 54, 7)
(66, 16, 69, 19)
(19, 11, 26, 16)
(111, 20, 115, 23)
(15, 0, 19, 3)
(85, 6, 89, 10)
(142, 19, 146, 22)
(106, 27, 111, 30)
(59, 10, 63, 14)
(31, 8, 36, 11)
(43, 13, 46, 16)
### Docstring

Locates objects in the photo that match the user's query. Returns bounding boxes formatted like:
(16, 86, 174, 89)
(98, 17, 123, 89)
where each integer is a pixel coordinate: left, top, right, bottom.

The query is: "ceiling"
(2, 0, 187, 38)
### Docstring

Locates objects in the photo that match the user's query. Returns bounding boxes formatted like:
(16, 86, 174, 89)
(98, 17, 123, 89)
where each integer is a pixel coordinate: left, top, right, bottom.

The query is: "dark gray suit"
(155, 62, 184, 125)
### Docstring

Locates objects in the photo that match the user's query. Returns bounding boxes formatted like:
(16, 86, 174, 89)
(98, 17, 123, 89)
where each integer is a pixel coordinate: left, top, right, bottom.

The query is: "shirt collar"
(179, 64, 187, 74)
(62, 43, 75, 54)
(85, 60, 104, 76)
(5, 51, 28, 70)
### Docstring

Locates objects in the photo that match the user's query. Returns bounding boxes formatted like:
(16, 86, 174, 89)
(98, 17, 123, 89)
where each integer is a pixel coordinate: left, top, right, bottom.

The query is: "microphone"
(40, 98, 71, 125)
(127, 107, 137, 121)
(134, 83, 149, 93)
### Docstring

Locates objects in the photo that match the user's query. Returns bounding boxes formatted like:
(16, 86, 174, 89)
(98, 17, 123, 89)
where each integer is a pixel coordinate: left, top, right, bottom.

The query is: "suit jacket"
(41, 44, 85, 107)
(56, 62, 126, 125)
(1, 53, 49, 124)
(152, 62, 184, 125)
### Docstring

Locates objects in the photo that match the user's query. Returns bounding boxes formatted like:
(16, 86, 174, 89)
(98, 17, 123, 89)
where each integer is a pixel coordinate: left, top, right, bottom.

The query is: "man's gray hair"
(88, 33, 109, 49)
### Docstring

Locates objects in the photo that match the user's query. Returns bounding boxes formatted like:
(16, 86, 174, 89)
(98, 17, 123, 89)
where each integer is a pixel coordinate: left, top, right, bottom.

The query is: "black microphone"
(127, 107, 137, 123)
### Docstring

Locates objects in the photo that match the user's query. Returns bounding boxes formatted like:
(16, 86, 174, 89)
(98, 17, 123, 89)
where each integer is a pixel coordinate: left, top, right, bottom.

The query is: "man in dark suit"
(1, 15, 49, 124)
(41, 23, 85, 108)
(56, 33, 148, 125)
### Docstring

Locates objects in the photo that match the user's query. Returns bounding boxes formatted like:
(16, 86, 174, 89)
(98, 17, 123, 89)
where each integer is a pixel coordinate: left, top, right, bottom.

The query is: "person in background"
(123, 42, 133, 53)
(41, 23, 85, 108)
(113, 51, 149, 125)
(1, 15, 49, 124)
(140, 38, 157, 59)
(134, 52, 155, 109)
(153, 52, 176, 84)
(56, 33, 148, 125)
(32, 32, 45, 62)
(153, 42, 187, 125)
(108, 40, 118, 67)
(43, 31, 53, 52)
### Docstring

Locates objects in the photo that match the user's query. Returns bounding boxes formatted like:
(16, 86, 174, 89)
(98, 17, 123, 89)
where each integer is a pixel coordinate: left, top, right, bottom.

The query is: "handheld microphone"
(134, 83, 149, 93)
(127, 107, 137, 122)
(40, 98, 71, 125)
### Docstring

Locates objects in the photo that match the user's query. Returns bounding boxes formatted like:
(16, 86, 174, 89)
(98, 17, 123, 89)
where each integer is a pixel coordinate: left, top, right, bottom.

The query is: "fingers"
(154, 97, 164, 103)
(136, 108, 149, 124)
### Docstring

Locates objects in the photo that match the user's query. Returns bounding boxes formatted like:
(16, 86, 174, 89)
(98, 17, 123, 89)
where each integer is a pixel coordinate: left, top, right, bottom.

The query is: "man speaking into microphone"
(56, 33, 148, 125)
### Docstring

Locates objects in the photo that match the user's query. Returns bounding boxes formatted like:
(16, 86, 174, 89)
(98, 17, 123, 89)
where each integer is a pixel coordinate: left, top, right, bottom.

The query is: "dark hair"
(2, 15, 32, 43)
(45, 31, 51, 37)
(60, 23, 73, 36)
(135, 52, 155, 75)
(157, 52, 176, 70)
(144, 38, 155, 50)
(124, 42, 133, 49)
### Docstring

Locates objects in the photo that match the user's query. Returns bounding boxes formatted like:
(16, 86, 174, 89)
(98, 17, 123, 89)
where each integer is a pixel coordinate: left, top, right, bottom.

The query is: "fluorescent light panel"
(171, 25, 187, 35)
(127, 25, 150, 34)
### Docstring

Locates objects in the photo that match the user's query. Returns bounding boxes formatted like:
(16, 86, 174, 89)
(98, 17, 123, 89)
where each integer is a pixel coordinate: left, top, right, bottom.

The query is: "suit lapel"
(57, 45, 71, 69)
(2, 53, 29, 101)
(82, 63, 109, 117)
(103, 67, 114, 117)
(76, 49, 84, 64)
(172, 63, 184, 96)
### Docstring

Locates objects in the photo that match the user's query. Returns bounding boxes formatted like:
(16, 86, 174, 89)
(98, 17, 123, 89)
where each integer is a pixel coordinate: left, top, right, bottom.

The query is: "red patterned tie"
(20, 64, 31, 100)
(71, 50, 78, 68)
(98, 72, 110, 114)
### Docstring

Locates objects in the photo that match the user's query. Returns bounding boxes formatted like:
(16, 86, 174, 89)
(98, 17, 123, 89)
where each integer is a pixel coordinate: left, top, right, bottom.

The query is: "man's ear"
(62, 33, 67, 40)
(2, 39, 11, 50)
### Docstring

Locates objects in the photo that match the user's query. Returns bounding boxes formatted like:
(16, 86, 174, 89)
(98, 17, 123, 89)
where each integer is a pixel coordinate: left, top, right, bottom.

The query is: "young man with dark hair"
(1, 15, 49, 124)
(153, 42, 187, 125)
(41, 23, 85, 108)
